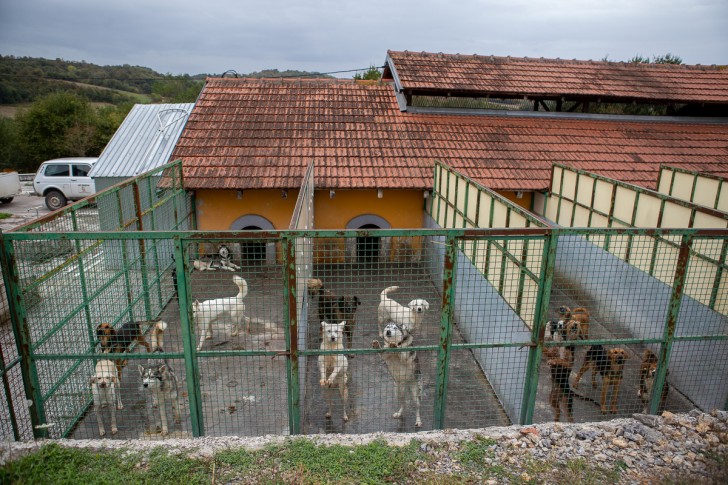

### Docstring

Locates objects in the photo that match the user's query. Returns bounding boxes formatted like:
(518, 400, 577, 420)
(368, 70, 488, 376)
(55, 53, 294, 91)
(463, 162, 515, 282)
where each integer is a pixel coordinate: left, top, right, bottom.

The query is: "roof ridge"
(387, 50, 725, 71)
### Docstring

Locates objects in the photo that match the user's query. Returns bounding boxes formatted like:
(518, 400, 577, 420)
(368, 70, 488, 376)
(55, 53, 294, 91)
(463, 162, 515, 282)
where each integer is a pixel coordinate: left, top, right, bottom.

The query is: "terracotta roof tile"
(386, 50, 728, 104)
(172, 78, 728, 192)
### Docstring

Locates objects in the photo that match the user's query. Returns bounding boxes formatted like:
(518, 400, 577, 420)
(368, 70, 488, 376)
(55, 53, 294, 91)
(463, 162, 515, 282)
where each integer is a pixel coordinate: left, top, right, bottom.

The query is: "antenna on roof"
(221, 70, 238, 78)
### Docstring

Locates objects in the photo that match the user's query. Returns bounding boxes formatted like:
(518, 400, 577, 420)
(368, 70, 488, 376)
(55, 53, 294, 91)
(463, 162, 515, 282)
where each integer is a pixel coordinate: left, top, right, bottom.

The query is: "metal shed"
(89, 103, 193, 192)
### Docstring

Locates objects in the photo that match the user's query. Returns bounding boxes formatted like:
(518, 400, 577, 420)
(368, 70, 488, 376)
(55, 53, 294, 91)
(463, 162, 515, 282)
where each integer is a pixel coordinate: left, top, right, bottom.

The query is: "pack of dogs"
(545, 305, 671, 422)
(309, 280, 428, 427)
(92, 265, 673, 435)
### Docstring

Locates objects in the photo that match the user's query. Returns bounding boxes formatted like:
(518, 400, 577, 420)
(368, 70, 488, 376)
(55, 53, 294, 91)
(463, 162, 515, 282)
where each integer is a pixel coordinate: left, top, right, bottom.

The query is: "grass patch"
(217, 438, 425, 484)
(2, 439, 426, 485)
(0, 213, 12, 219)
(0, 443, 210, 485)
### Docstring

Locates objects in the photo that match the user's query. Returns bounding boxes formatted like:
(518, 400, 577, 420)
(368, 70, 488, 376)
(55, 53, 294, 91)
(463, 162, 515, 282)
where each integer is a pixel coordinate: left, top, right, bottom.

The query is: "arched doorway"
(345, 215, 391, 263)
(357, 224, 381, 263)
(230, 215, 277, 265)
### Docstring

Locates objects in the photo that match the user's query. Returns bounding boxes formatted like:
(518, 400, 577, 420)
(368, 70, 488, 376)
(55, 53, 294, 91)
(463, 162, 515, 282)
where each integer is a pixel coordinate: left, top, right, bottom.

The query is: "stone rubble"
(1, 409, 726, 483)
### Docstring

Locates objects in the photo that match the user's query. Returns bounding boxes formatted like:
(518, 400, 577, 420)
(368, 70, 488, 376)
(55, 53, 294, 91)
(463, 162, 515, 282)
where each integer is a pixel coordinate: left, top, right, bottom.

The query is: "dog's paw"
(393, 411, 402, 419)
(371, 340, 381, 349)
(319, 379, 326, 387)
(325, 411, 332, 419)
(415, 419, 422, 428)
(206, 335, 213, 340)
(343, 413, 349, 422)
(111, 426, 118, 435)
(161, 429, 169, 436)
(116, 404, 124, 410)
(175, 417, 182, 424)
(99, 429, 106, 437)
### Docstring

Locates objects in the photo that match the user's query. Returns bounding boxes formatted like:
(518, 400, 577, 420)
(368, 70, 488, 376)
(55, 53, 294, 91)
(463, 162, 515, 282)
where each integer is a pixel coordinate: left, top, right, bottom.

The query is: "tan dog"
(573, 345, 628, 414)
(318, 321, 349, 422)
(90, 360, 124, 436)
(638, 349, 669, 413)
(558, 306, 590, 340)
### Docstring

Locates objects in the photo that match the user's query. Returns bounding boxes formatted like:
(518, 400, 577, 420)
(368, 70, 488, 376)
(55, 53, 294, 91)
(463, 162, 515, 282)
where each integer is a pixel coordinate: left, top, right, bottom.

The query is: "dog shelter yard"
(0, 161, 726, 443)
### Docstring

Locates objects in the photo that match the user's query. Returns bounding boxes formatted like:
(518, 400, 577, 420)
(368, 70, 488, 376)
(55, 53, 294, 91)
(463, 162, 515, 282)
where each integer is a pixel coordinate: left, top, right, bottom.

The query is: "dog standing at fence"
(90, 359, 124, 436)
(138, 360, 182, 436)
(374, 321, 423, 428)
(573, 345, 628, 414)
(308, 278, 361, 352)
(639, 349, 670, 413)
(318, 321, 349, 422)
(194, 275, 249, 350)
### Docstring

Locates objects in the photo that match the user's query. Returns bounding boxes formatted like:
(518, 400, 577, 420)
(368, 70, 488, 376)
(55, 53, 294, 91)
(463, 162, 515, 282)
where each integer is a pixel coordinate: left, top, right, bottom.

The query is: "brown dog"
(573, 345, 628, 414)
(638, 349, 669, 413)
(558, 306, 590, 340)
(96, 321, 153, 380)
(307, 278, 361, 352)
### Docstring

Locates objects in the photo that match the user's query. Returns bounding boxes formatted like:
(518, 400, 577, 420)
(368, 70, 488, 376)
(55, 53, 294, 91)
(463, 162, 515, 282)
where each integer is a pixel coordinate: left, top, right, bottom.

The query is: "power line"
(0, 65, 386, 82)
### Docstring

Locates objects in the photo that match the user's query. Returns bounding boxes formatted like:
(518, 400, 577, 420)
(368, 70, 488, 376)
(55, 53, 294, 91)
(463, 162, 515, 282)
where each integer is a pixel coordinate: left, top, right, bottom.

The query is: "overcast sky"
(1, 0, 726, 77)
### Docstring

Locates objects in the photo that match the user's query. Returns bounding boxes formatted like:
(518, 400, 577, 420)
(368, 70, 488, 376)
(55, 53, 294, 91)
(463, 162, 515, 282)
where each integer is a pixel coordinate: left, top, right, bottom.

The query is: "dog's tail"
(233, 275, 249, 298)
(381, 286, 400, 301)
(151, 320, 167, 352)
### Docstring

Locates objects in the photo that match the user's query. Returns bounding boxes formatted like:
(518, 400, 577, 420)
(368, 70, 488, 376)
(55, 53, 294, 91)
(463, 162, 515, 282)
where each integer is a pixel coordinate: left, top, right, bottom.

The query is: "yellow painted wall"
(194, 188, 426, 263)
(195, 189, 298, 230)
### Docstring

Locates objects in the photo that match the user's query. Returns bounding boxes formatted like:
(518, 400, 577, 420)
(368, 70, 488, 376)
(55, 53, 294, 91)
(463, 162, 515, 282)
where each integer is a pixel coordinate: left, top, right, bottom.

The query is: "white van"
(33, 157, 98, 210)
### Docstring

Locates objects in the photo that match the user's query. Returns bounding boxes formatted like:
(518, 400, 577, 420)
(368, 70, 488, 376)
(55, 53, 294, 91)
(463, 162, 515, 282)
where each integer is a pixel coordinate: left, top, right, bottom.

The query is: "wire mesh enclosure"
(1, 160, 726, 442)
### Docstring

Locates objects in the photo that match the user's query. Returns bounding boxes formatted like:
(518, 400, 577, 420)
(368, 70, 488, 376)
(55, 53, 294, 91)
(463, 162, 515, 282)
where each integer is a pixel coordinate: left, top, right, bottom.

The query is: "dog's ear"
(354, 296, 361, 306)
(320, 321, 327, 329)
(138, 364, 144, 376)
(338, 321, 346, 329)
(90, 376, 97, 385)
(424, 300, 430, 310)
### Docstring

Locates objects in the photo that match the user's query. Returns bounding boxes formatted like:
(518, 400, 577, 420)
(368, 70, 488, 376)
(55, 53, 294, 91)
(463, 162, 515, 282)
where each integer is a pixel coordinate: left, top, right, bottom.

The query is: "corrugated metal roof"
(385, 50, 728, 105)
(90, 103, 193, 179)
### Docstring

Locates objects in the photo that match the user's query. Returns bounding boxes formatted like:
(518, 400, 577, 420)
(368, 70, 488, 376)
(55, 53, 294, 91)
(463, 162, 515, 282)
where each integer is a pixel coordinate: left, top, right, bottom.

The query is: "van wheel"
(0, 197, 13, 203)
(45, 190, 67, 211)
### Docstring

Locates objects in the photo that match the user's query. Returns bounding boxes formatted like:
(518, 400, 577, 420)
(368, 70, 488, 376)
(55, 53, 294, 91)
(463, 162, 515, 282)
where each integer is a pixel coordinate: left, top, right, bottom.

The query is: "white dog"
(377, 286, 430, 337)
(194, 275, 248, 351)
(138, 361, 182, 436)
(318, 321, 349, 422)
(90, 359, 124, 437)
(379, 321, 423, 427)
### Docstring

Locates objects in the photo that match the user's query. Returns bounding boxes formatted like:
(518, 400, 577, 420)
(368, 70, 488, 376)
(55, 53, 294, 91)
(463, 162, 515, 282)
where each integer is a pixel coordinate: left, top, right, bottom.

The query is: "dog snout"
(99, 381, 107, 388)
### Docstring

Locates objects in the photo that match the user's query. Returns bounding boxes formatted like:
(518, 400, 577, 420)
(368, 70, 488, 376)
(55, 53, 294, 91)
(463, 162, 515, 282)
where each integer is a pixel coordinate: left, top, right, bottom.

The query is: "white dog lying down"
(378, 321, 423, 427)
(377, 286, 430, 337)
(319, 321, 349, 422)
(194, 275, 249, 351)
(90, 359, 124, 437)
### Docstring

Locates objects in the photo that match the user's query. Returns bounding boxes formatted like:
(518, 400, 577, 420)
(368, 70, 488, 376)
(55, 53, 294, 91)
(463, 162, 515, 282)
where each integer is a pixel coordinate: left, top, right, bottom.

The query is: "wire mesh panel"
(185, 238, 290, 437)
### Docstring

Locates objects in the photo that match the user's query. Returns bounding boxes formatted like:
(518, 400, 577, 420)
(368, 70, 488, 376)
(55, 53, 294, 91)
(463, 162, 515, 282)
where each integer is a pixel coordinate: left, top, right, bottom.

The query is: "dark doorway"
(241, 225, 266, 264)
(357, 224, 380, 263)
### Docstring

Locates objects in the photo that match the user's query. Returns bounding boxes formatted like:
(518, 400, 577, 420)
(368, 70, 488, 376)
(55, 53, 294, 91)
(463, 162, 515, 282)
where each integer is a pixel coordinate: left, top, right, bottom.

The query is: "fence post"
(0, 233, 47, 438)
(283, 234, 301, 434)
(650, 233, 692, 414)
(520, 230, 558, 425)
(174, 238, 204, 436)
(133, 182, 153, 320)
(434, 234, 457, 429)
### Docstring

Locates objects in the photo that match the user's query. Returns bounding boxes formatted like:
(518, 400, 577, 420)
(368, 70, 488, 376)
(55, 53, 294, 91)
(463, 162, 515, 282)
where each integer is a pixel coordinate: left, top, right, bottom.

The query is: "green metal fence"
(1, 226, 727, 440)
(0, 160, 726, 442)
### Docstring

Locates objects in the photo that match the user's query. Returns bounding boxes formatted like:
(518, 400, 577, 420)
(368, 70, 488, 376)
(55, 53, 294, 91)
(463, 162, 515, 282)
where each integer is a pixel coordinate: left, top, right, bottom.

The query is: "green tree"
(354, 65, 382, 81)
(0, 117, 23, 170)
(16, 92, 98, 169)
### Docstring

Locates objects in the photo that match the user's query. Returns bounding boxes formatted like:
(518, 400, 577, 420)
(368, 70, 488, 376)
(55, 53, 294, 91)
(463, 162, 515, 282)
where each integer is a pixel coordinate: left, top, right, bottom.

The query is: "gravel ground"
(2, 410, 727, 483)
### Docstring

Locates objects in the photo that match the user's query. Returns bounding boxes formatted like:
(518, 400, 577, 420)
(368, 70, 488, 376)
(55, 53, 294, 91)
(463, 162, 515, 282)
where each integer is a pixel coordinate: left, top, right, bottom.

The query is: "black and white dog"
(378, 321, 423, 427)
(138, 360, 182, 436)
